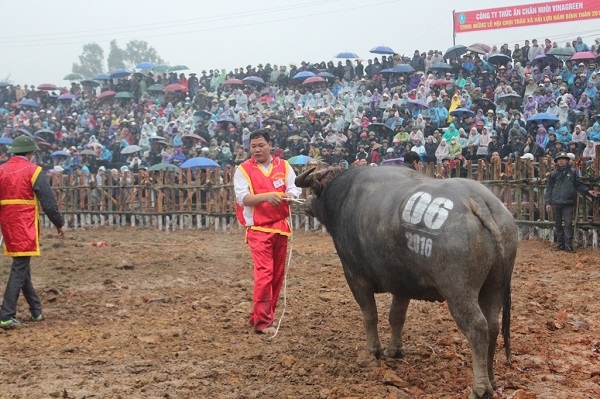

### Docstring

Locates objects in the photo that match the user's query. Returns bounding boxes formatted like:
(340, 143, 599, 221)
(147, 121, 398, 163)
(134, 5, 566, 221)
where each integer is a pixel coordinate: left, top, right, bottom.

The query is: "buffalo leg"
(344, 275, 381, 357)
(446, 298, 494, 399)
(479, 288, 503, 390)
(385, 295, 410, 358)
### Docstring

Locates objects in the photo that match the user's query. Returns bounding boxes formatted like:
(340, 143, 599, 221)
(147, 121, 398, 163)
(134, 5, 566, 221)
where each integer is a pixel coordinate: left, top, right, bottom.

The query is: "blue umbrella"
(216, 118, 237, 126)
(0, 81, 13, 88)
(0, 137, 13, 145)
(381, 64, 415, 74)
(317, 71, 336, 80)
(526, 113, 560, 124)
(429, 63, 454, 71)
(334, 52, 359, 59)
(50, 150, 72, 158)
(94, 73, 111, 80)
(292, 71, 316, 80)
(443, 44, 468, 60)
(80, 79, 100, 87)
(180, 157, 220, 169)
(194, 110, 213, 118)
(110, 69, 131, 79)
(19, 99, 39, 108)
(58, 93, 76, 100)
(136, 62, 156, 69)
(287, 155, 313, 165)
(370, 45, 395, 55)
(15, 128, 33, 137)
(450, 108, 475, 118)
(0, 108, 9, 115)
(407, 99, 430, 109)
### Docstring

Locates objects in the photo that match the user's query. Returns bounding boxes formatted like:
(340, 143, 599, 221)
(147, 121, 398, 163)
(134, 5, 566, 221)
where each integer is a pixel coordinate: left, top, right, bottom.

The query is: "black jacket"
(545, 166, 590, 206)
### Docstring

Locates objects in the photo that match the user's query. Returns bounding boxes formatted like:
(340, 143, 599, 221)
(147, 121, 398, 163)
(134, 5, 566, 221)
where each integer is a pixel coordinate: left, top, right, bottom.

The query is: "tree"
(124, 40, 165, 69)
(72, 43, 104, 78)
(107, 40, 127, 71)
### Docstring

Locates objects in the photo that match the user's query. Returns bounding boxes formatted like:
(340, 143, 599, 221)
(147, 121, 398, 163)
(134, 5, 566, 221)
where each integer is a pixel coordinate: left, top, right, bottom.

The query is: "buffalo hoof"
(468, 386, 495, 399)
(368, 346, 383, 359)
(384, 346, 405, 358)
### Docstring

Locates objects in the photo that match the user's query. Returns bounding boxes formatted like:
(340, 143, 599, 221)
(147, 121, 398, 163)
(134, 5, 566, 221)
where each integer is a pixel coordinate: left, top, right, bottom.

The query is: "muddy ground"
(0, 228, 599, 399)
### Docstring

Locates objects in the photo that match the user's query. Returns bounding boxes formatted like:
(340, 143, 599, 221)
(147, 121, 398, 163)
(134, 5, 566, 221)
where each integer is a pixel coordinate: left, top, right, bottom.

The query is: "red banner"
(454, 0, 600, 33)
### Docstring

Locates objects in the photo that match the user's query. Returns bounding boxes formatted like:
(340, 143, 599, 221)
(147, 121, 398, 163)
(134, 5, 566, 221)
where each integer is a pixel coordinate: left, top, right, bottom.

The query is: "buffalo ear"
(295, 167, 316, 187)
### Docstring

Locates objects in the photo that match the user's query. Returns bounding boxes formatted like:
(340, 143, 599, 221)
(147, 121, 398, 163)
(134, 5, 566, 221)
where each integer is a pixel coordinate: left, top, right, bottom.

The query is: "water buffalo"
(296, 165, 517, 399)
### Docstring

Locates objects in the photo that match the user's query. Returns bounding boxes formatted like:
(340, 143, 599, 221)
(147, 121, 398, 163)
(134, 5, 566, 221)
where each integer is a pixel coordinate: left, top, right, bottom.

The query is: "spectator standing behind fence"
(0, 136, 65, 329)
(545, 152, 598, 252)
(233, 129, 302, 335)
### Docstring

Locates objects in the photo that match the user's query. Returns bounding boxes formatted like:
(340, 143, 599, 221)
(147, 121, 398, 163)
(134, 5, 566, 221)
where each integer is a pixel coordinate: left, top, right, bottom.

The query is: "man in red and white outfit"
(234, 129, 302, 334)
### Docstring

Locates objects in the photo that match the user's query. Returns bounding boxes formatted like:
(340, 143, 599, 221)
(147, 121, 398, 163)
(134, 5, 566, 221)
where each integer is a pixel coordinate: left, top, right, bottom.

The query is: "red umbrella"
(302, 76, 327, 85)
(467, 43, 491, 54)
(33, 139, 52, 148)
(164, 83, 187, 92)
(569, 51, 597, 61)
(223, 78, 244, 86)
(432, 79, 453, 87)
(97, 90, 117, 100)
(181, 134, 207, 143)
(37, 83, 58, 90)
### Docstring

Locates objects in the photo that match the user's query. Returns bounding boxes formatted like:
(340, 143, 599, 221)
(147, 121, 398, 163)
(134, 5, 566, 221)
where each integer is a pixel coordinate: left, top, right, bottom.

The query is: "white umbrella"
(120, 145, 142, 154)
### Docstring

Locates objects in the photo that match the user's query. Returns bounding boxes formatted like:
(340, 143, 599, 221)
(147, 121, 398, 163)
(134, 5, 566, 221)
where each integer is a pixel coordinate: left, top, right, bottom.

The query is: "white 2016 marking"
(406, 232, 433, 257)
(402, 191, 454, 230)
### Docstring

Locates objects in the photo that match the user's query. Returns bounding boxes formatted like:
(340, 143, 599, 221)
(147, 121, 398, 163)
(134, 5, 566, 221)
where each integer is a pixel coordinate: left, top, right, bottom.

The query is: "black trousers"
(552, 204, 574, 248)
(0, 256, 42, 321)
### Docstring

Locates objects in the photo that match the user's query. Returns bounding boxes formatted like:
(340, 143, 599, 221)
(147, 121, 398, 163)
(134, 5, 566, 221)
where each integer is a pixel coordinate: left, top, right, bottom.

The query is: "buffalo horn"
(295, 167, 316, 187)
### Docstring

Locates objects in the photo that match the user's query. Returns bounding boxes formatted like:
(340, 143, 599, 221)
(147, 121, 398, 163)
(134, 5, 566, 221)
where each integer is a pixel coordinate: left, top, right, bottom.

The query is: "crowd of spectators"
(1, 35, 600, 178)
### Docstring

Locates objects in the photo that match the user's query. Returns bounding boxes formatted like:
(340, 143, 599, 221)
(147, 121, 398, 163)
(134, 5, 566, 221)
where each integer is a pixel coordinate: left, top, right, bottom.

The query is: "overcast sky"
(1, 0, 598, 86)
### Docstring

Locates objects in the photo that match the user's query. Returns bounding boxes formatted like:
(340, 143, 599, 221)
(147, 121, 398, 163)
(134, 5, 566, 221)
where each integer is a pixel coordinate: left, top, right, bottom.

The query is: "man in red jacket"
(0, 136, 65, 329)
(234, 129, 302, 335)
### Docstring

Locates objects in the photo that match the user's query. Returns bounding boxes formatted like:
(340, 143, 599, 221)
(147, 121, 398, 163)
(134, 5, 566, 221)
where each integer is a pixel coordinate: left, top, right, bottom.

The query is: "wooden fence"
(41, 156, 600, 247)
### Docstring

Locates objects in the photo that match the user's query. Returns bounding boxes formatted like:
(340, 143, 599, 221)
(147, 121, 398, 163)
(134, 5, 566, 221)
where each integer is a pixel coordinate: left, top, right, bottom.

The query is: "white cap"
(520, 153, 534, 161)
(567, 153, 576, 160)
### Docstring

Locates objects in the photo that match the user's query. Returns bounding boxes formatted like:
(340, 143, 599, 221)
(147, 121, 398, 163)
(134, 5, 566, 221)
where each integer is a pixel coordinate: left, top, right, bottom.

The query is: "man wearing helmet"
(0, 136, 65, 329)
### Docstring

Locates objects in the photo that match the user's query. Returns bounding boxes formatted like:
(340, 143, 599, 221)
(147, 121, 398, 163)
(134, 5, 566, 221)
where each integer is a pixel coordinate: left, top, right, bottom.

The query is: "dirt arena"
(0, 228, 598, 399)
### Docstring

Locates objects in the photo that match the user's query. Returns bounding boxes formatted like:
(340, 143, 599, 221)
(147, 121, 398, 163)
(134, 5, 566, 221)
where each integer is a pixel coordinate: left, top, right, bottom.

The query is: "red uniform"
(0, 157, 43, 257)
(236, 157, 291, 331)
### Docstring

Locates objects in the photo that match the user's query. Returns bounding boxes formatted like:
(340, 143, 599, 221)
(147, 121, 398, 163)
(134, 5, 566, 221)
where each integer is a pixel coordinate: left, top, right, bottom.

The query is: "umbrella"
(0, 138, 13, 145)
(302, 76, 326, 85)
(97, 90, 117, 100)
(370, 45, 395, 55)
(147, 84, 165, 92)
(63, 73, 84, 80)
(93, 73, 111, 80)
(50, 150, 71, 158)
(243, 76, 265, 86)
(15, 128, 33, 137)
(114, 91, 134, 99)
(79, 149, 98, 156)
(431, 79, 453, 87)
(110, 69, 131, 79)
(569, 51, 597, 61)
(497, 93, 522, 104)
(136, 62, 156, 69)
(450, 108, 475, 118)
(37, 83, 58, 90)
(287, 155, 313, 165)
(444, 44, 468, 60)
(531, 53, 558, 66)
(120, 145, 142, 154)
(0, 81, 13, 87)
(169, 64, 189, 71)
(34, 129, 55, 141)
(407, 99, 430, 109)
(317, 71, 336, 80)
(194, 110, 213, 118)
(473, 98, 496, 112)
(180, 157, 220, 169)
(526, 113, 560, 124)
(264, 119, 283, 125)
(292, 71, 316, 80)
(152, 64, 171, 72)
(58, 93, 76, 100)
(149, 163, 180, 172)
(381, 64, 415, 74)
(547, 47, 575, 57)
(164, 83, 187, 92)
(429, 63, 454, 71)
(369, 123, 394, 134)
(467, 43, 491, 54)
(487, 54, 511, 66)
(334, 52, 359, 59)
(224, 78, 244, 86)
(80, 79, 100, 87)
(181, 134, 206, 144)
(34, 139, 51, 148)
(216, 118, 236, 126)
(19, 99, 39, 108)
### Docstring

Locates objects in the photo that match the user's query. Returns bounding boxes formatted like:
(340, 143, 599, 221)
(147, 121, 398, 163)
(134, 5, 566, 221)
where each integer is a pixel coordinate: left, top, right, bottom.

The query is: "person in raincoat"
(448, 137, 463, 158)
(442, 122, 459, 142)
